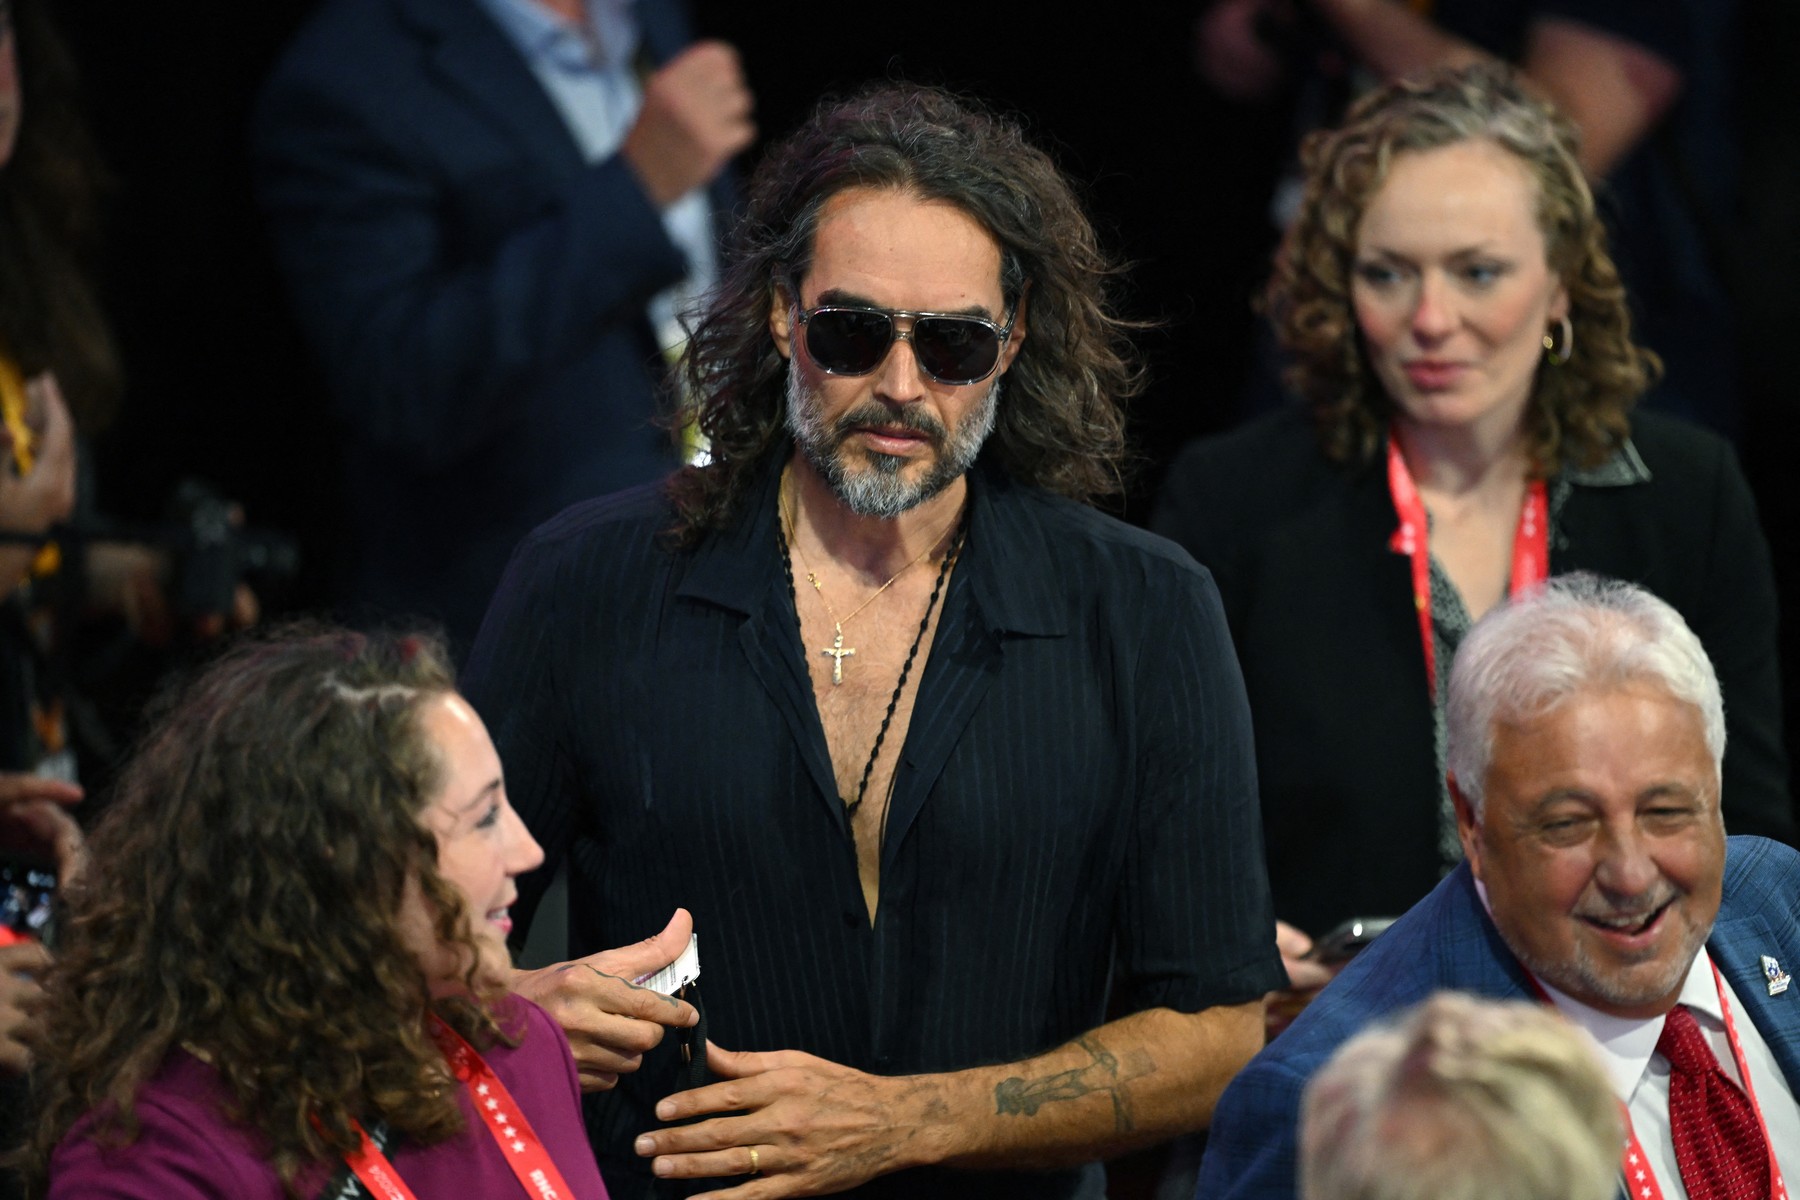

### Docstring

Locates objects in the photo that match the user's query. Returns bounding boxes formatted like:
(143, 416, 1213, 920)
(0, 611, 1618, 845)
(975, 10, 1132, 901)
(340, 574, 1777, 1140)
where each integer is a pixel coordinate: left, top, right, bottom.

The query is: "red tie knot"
(1656, 1004, 1717, 1076)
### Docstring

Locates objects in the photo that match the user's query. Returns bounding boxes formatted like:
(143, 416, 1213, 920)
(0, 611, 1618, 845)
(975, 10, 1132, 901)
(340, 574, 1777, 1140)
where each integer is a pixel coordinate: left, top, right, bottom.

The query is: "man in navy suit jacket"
(253, 0, 750, 649)
(1199, 574, 1800, 1199)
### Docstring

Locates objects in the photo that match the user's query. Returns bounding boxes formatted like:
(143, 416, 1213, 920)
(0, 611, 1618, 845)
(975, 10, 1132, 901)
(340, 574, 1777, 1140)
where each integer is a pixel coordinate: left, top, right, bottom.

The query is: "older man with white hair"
(1200, 572, 1800, 1200)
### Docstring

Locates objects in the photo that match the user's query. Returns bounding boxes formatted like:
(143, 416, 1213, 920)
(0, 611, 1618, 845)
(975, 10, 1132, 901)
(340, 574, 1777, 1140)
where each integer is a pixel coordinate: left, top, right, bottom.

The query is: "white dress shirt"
(1538, 949, 1800, 1200)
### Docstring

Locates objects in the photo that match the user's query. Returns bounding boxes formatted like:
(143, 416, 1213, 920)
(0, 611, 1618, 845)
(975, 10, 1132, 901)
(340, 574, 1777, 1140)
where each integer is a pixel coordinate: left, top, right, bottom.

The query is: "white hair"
(1445, 573, 1724, 815)
(1300, 992, 1622, 1200)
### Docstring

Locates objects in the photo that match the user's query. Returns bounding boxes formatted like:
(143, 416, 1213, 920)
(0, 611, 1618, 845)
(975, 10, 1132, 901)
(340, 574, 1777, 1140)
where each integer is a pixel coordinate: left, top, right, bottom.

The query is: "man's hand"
(511, 908, 699, 1091)
(0, 773, 85, 884)
(0, 939, 52, 1074)
(637, 1042, 932, 1198)
(635, 1002, 1264, 1193)
(1264, 919, 1339, 1040)
(622, 41, 755, 208)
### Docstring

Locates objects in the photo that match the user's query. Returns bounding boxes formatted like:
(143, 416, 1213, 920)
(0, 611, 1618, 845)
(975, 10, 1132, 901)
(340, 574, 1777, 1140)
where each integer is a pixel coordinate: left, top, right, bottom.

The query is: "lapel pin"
(1761, 955, 1791, 997)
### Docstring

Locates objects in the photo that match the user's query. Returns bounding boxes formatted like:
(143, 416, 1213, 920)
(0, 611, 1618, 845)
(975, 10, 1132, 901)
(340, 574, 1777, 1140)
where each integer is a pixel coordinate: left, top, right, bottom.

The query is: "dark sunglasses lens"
(914, 317, 1001, 384)
(805, 309, 894, 374)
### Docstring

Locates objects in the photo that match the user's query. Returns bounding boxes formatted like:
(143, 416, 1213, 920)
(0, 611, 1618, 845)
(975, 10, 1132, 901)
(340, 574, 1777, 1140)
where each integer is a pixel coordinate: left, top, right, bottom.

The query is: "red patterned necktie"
(1657, 1004, 1771, 1200)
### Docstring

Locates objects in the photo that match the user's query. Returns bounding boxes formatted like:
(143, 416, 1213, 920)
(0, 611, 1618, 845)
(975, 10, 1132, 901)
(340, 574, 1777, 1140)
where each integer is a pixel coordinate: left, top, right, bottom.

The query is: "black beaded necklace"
(779, 491, 969, 835)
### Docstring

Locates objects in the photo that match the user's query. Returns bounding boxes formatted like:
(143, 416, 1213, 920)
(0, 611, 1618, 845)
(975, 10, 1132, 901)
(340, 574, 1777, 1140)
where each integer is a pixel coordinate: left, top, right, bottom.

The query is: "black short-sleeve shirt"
(463, 457, 1283, 1199)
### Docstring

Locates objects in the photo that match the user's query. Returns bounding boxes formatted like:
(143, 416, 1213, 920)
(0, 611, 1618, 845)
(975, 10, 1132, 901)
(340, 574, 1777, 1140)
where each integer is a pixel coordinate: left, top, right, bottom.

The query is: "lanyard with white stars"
(1581, 962, 1787, 1200)
(339, 1014, 578, 1200)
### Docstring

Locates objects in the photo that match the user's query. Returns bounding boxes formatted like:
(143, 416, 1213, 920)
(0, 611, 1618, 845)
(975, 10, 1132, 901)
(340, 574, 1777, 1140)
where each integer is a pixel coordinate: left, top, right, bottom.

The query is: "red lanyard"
(339, 1014, 578, 1200)
(1385, 436, 1548, 696)
(1526, 962, 1788, 1200)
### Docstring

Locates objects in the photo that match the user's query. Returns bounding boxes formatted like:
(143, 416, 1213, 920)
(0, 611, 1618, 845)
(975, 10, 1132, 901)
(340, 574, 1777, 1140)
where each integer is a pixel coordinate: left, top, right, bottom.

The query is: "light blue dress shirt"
(475, 0, 719, 353)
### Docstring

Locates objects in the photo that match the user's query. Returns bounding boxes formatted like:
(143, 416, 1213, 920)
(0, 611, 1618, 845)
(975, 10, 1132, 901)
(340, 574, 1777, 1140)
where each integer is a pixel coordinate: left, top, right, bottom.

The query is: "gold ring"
(748, 1147, 761, 1176)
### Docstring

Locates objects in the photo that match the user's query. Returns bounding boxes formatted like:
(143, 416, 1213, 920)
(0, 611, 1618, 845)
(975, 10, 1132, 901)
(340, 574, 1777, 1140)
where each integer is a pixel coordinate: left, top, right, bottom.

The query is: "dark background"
(48, 1, 1798, 804)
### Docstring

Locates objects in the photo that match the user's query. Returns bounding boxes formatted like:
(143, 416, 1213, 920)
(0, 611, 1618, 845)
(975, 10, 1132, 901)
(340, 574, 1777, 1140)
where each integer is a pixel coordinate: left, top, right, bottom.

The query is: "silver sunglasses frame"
(792, 302, 1017, 385)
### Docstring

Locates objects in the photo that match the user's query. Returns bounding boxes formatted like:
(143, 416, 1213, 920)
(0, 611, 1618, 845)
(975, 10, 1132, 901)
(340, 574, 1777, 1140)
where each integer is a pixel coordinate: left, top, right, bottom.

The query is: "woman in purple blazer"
(24, 629, 609, 1199)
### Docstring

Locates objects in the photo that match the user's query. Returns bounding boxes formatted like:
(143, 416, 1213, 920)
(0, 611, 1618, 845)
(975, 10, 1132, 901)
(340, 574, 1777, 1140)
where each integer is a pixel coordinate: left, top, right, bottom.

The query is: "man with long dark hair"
(466, 83, 1281, 1199)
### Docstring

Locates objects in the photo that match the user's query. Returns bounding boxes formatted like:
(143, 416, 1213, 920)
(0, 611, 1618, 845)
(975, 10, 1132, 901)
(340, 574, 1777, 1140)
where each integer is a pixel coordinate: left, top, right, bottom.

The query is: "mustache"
(832, 403, 948, 443)
(1573, 886, 1678, 924)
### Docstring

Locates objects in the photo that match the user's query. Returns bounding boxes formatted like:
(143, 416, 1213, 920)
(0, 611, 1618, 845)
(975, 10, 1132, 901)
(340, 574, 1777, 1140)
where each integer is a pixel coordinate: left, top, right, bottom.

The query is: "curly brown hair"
(1265, 63, 1659, 472)
(23, 626, 514, 1197)
(665, 82, 1143, 543)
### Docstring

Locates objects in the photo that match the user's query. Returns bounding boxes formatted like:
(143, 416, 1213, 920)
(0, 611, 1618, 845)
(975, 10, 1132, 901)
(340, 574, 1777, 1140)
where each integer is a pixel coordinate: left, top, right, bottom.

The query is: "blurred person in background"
(254, 0, 753, 653)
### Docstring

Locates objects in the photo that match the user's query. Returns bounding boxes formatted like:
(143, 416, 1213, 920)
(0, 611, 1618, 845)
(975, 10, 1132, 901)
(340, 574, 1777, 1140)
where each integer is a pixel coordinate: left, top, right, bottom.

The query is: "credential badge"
(1761, 955, 1791, 997)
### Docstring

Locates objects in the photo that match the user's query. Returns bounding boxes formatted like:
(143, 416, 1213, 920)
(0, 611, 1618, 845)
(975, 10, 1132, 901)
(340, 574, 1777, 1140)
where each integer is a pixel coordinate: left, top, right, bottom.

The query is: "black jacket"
(1153, 408, 1792, 937)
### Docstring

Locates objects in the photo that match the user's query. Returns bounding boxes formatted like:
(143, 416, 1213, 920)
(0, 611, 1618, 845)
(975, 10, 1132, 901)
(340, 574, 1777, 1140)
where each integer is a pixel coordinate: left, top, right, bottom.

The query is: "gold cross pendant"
(820, 624, 855, 685)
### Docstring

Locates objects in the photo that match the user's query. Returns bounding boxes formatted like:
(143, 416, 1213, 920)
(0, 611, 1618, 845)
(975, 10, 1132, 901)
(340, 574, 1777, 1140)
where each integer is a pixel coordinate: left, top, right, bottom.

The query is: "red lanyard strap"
(1524, 963, 1788, 1200)
(337, 1015, 579, 1200)
(1385, 435, 1548, 696)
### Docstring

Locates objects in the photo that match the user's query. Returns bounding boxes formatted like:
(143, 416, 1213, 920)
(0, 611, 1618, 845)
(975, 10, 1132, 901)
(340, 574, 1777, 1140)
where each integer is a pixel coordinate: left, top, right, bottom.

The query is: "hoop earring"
(1542, 315, 1574, 366)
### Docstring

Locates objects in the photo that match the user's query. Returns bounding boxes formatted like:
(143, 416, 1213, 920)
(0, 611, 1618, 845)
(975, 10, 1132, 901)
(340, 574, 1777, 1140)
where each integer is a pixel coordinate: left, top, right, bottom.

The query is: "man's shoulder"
(1723, 836, 1800, 916)
(509, 480, 676, 571)
(1245, 873, 1499, 1071)
(1201, 870, 1521, 1199)
(266, 0, 414, 83)
(990, 476, 1212, 586)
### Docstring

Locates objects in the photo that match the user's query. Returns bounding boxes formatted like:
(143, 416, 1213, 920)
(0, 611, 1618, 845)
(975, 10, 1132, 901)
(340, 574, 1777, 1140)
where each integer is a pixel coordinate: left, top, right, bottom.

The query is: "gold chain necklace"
(781, 471, 959, 685)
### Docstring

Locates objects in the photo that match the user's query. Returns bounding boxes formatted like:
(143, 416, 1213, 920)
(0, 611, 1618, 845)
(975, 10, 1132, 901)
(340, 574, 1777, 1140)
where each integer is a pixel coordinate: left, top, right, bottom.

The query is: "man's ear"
(1450, 775, 1486, 882)
(769, 282, 795, 361)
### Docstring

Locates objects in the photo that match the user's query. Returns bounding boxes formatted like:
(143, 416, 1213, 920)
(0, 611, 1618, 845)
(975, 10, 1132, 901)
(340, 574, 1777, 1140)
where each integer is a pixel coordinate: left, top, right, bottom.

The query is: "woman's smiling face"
(405, 693, 543, 992)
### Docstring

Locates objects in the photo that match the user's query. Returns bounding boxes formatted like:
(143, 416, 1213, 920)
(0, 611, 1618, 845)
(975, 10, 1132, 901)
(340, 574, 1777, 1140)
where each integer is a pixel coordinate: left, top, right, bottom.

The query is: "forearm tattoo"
(993, 1036, 1155, 1132)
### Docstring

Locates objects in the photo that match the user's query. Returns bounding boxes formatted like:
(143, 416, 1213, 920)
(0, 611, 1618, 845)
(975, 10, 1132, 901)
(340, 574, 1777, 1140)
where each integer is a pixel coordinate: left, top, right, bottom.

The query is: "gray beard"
(784, 360, 998, 519)
(1506, 910, 1712, 1015)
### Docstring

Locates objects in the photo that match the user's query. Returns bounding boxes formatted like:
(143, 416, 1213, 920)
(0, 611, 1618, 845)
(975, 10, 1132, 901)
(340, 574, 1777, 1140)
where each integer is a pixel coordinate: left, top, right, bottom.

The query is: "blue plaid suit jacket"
(1196, 836, 1800, 1200)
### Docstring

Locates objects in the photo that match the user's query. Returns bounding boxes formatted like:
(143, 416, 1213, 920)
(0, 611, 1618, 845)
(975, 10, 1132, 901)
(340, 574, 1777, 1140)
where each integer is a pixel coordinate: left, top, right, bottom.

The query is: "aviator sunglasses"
(791, 297, 1019, 387)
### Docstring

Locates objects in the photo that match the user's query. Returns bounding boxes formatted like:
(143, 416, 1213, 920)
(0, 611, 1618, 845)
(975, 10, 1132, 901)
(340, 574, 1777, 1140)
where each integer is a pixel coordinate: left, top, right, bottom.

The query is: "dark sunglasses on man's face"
(793, 302, 1017, 386)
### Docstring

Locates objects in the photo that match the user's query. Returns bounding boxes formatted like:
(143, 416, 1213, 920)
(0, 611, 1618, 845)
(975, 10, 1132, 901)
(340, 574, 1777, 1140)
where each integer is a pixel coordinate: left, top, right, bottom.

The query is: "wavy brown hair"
(23, 627, 513, 1197)
(666, 82, 1143, 543)
(0, 0, 121, 431)
(1265, 64, 1659, 472)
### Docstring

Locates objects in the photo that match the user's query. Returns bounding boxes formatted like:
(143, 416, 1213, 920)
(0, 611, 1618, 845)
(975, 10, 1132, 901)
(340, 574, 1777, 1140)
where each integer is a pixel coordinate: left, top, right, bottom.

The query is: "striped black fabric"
(463, 456, 1284, 1199)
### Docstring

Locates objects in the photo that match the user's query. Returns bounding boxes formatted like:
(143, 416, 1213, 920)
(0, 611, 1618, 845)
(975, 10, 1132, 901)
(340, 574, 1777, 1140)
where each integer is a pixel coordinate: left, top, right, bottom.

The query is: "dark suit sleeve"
(462, 531, 581, 937)
(252, 63, 690, 472)
(1193, 1055, 1308, 1200)
(1691, 443, 1794, 842)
